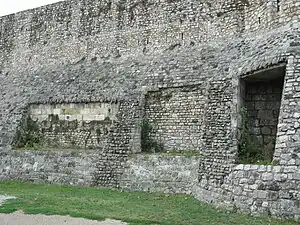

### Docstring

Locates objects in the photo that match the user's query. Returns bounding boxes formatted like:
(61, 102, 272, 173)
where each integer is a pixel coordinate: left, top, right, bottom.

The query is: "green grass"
(0, 181, 296, 225)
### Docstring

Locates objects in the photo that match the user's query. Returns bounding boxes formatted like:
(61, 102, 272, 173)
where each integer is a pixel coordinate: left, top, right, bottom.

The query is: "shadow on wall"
(238, 65, 285, 164)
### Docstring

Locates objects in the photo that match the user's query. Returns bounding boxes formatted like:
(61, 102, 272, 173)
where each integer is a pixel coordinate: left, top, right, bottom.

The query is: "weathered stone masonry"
(0, 0, 299, 221)
(145, 85, 206, 152)
(27, 102, 120, 149)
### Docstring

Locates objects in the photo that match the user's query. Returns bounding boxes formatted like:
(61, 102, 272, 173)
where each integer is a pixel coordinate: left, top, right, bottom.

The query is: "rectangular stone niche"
(144, 85, 205, 152)
(15, 102, 119, 149)
(239, 65, 285, 163)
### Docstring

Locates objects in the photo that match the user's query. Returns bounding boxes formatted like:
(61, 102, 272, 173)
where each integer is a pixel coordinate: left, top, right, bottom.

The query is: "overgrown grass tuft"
(0, 181, 297, 225)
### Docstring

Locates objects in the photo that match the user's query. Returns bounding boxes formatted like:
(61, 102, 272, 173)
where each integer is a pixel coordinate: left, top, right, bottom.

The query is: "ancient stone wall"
(0, 0, 245, 69)
(244, 0, 300, 32)
(0, 0, 297, 150)
(1, 100, 141, 188)
(0, 149, 98, 185)
(198, 79, 235, 183)
(120, 154, 199, 194)
(192, 45, 300, 222)
(0, 0, 299, 221)
(274, 54, 300, 165)
(19, 103, 119, 149)
(145, 85, 206, 152)
(86, 100, 141, 187)
(194, 163, 300, 221)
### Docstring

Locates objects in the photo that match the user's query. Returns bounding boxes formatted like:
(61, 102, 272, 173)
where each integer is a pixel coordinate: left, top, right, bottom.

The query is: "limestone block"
(62, 108, 80, 115)
(274, 173, 287, 181)
(31, 108, 42, 115)
(253, 190, 268, 199)
(278, 199, 295, 213)
(94, 115, 105, 121)
(293, 112, 300, 118)
(240, 178, 249, 184)
(53, 108, 61, 115)
(82, 114, 96, 121)
(283, 166, 297, 173)
(75, 114, 83, 121)
(38, 115, 48, 121)
(272, 166, 282, 173)
(244, 165, 251, 170)
(250, 165, 259, 170)
(81, 108, 90, 115)
(258, 166, 267, 172)
(58, 114, 65, 120)
(292, 172, 300, 180)
(287, 159, 296, 165)
(262, 173, 273, 181)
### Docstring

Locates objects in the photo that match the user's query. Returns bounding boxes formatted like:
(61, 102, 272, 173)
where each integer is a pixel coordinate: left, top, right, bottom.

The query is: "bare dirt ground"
(0, 211, 128, 225)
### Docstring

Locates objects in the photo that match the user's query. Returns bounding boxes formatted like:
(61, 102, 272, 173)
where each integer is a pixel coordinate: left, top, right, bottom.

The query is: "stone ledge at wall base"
(2, 149, 300, 222)
(119, 154, 200, 194)
(0, 150, 200, 195)
(0, 149, 100, 186)
(192, 164, 300, 221)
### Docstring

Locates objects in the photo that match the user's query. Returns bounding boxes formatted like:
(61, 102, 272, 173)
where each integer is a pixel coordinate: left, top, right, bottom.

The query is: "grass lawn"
(0, 181, 297, 225)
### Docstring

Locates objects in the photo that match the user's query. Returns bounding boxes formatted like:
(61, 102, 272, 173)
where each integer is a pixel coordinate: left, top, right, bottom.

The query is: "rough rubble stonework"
(120, 154, 200, 194)
(0, 0, 299, 221)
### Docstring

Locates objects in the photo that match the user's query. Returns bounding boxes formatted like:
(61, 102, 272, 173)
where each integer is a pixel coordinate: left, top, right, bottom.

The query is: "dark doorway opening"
(238, 65, 285, 164)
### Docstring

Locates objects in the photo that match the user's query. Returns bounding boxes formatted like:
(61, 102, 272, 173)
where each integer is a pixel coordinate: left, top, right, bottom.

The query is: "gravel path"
(0, 211, 128, 225)
(0, 195, 128, 225)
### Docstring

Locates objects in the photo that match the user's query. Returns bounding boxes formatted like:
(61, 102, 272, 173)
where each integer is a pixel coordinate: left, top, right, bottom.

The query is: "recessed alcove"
(13, 102, 119, 149)
(238, 65, 286, 163)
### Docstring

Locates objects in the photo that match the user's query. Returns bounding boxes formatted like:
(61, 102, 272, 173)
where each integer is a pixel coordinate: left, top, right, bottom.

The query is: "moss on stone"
(13, 114, 43, 149)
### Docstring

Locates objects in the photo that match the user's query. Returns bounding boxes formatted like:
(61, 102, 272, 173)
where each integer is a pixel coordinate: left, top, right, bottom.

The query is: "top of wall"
(0, 0, 298, 64)
(0, 0, 298, 37)
(0, 1, 297, 60)
(0, 0, 245, 51)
